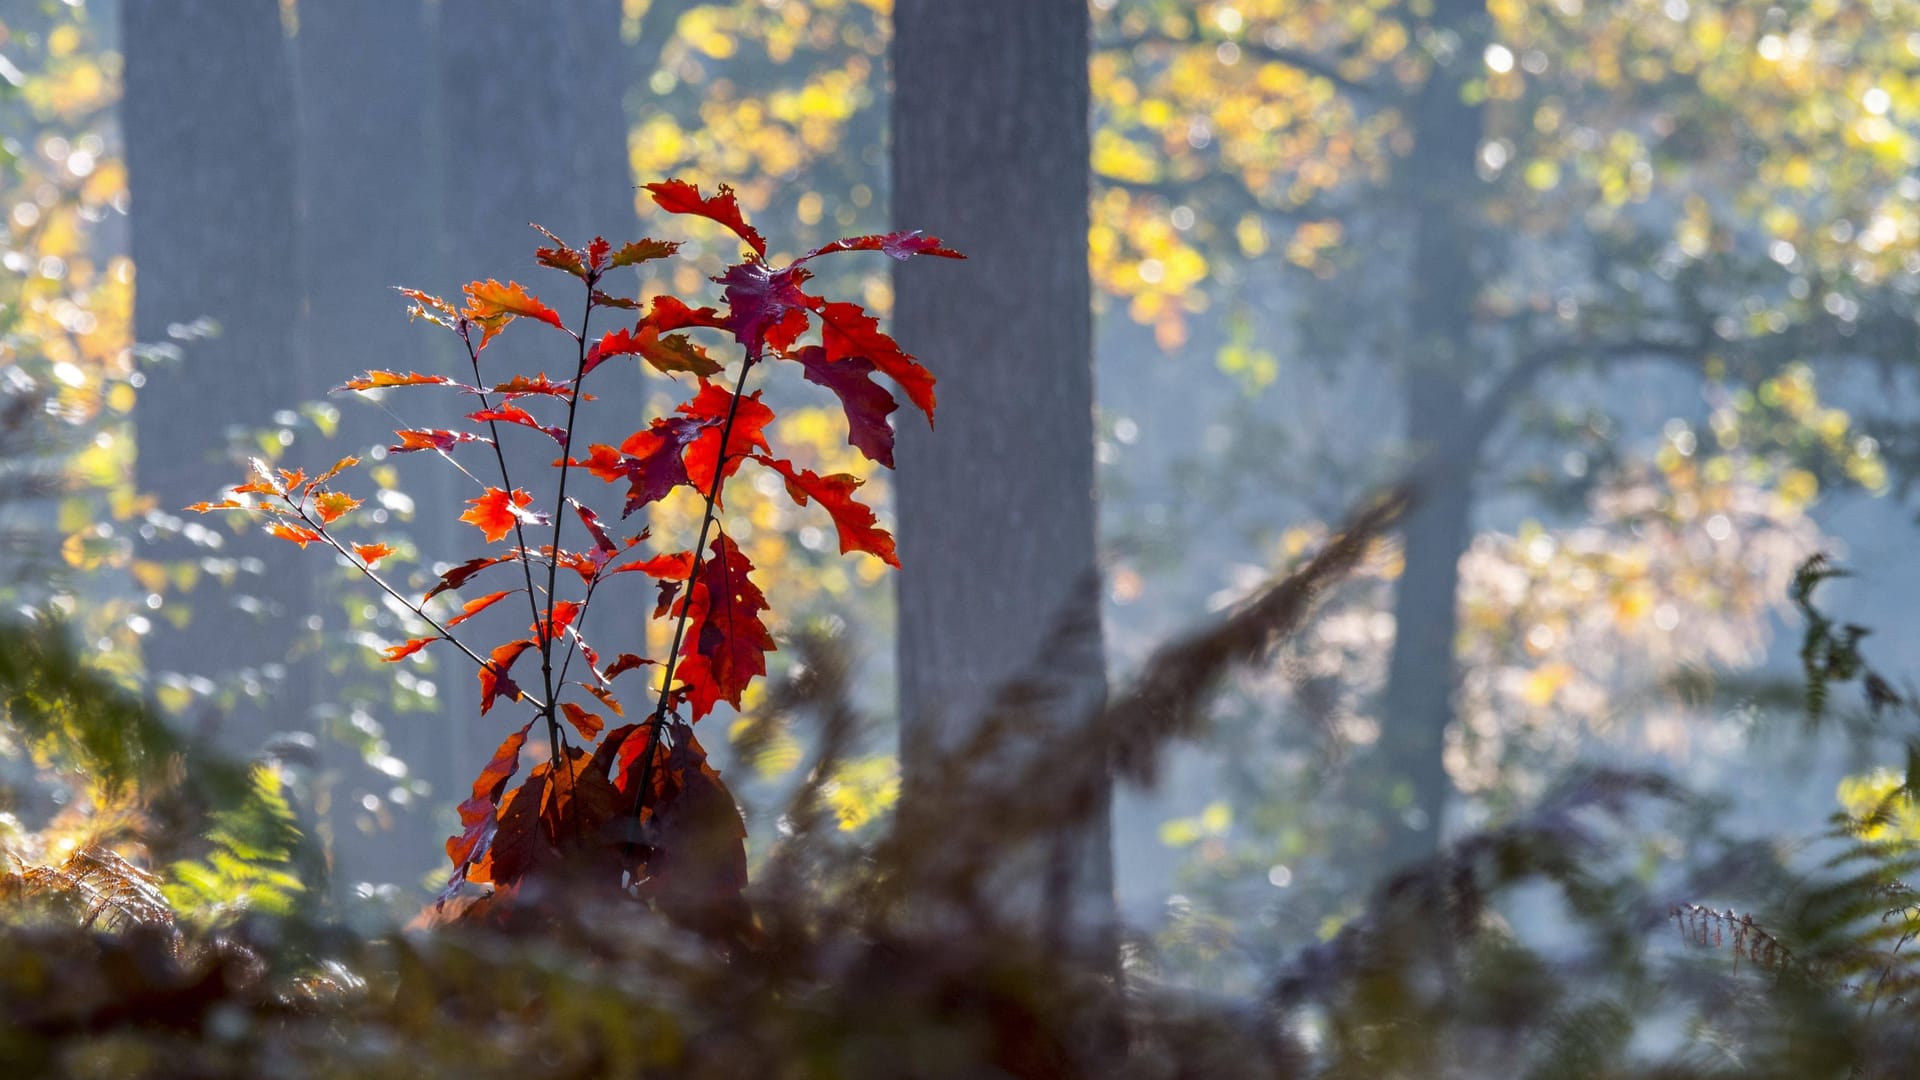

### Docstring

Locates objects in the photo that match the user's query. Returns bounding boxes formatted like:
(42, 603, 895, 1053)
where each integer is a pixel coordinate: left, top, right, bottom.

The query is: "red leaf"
(605, 653, 655, 680)
(268, 523, 324, 548)
(581, 682, 625, 717)
(588, 325, 722, 378)
(464, 279, 569, 337)
(560, 702, 605, 741)
(488, 373, 580, 400)
(445, 719, 534, 872)
(755, 457, 898, 567)
(796, 230, 964, 264)
(338, 370, 471, 393)
(592, 415, 706, 516)
(569, 498, 619, 568)
(591, 290, 641, 310)
(313, 490, 361, 525)
(468, 405, 566, 444)
(807, 298, 937, 423)
(645, 179, 767, 257)
(648, 294, 729, 333)
(460, 487, 539, 543)
(532, 224, 587, 279)
(672, 534, 774, 720)
(535, 600, 582, 645)
(445, 588, 519, 628)
(391, 428, 491, 454)
(604, 549, 695, 582)
(608, 237, 679, 268)
(424, 553, 516, 601)
(382, 636, 436, 662)
(789, 345, 899, 468)
(352, 542, 396, 567)
(480, 638, 534, 714)
(716, 259, 812, 353)
(678, 383, 775, 496)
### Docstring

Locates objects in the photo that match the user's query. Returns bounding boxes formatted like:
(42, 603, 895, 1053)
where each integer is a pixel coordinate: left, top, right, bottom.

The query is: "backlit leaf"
(645, 179, 767, 256)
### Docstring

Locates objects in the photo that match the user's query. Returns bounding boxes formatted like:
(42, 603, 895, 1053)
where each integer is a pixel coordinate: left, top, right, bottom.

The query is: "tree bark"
(123, 0, 311, 753)
(292, 0, 449, 884)
(892, 0, 1113, 950)
(1378, 0, 1489, 873)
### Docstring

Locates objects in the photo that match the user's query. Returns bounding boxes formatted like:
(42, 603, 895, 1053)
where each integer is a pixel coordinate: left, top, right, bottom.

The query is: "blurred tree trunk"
(892, 0, 1113, 952)
(429, 0, 636, 759)
(1379, 0, 1490, 874)
(122, 1, 313, 754)
(292, 0, 450, 886)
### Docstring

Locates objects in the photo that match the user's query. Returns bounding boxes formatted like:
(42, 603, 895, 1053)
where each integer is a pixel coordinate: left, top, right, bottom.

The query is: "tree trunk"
(1378, 0, 1489, 874)
(123, 0, 311, 754)
(892, 0, 1112, 951)
(292, 0, 448, 886)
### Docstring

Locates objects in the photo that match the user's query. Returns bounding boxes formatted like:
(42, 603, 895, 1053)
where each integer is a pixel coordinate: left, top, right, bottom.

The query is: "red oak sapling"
(190, 180, 961, 927)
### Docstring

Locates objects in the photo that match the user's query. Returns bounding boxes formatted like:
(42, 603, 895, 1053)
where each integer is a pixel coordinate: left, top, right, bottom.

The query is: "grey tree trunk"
(123, 0, 312, 755)
(1378, 0, 1489, 874)
(292, 0, 450, 884)
(892, 0, 1113, 950)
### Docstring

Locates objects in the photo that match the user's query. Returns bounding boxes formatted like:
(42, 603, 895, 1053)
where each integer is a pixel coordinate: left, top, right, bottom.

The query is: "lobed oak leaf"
(608, 237, 678, 268)
(488, 373, 580, 400)
(460, 487, 540, 543)
(560, 702, 605, 741)
(671, 534, 774, 720)
(445, 588, 519, 628)
(464, 279, 568, 334)
(312, 455, 361, 487)
(591, 290, 641, 310)
(468, 405, 566, 444)
(715, 259, 812, 353)
(391, 428, 491, 454)
(678, 383, 775, 495)
(313, 490, 361, 525)
(479, 638, 535, 714)
(352, 542, 396, 567)
(755, 457, 898, 567)
(807, 298, 937, 423)
(788, 345, 899, 467)
(424, 554, 515, 601)
(644, 179, 767, 256)
(586, 236, 612, 270)
(382, 636, 436, 662)
(636, 724, 750, 940)
(534, 600, 582, 645)
(446, 719, 535, 877)
(268, 522, 324, 547)
(337, 370, 471, 393)
(395, 286, 458, 328)
(647, 294, 729, 332)
(796, 230, 965, 264)
(532, 224, 588, 279)
(580, 681, 625, 717)
(587, 325, 722, 378)
(605, 653, 655, 680)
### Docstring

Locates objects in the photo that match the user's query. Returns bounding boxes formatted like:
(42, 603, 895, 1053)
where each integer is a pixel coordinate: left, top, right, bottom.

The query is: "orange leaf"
(337, 370, 469, 392)
(560, 702, 605, 741)
(268, 523, 324, 547)
(460, 487, 538, 543)
(352, 542, 396, 567)
(581, 682, 626, 717)
(446, 589, 519, 628)
(464, 279, 568, 338)
(313, 490, 361, 525)
(382, 636, 436, 662)
(609, 237, 678, 268)
(678, 383, 775, 495)
(480, 639, 535, 714)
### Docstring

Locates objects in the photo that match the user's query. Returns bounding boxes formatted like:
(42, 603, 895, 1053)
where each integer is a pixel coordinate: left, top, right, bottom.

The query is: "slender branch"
(278, 496, 547, 713)
(627, 353, 758, 834)
(531, 285, 597, 787)
(459, 326, 562, 760)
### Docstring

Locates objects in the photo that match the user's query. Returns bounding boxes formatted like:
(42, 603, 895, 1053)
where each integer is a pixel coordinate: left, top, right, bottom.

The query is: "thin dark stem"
(627, 353, 757, 833)
(461, 329, 562, 765)
(533, 288, 596, 790)
(281, 496, 548, 712)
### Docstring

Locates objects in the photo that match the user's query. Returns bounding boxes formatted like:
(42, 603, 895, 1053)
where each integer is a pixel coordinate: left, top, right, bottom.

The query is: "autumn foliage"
(190, 181, 960, 927)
